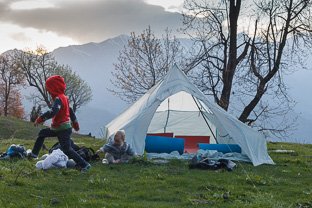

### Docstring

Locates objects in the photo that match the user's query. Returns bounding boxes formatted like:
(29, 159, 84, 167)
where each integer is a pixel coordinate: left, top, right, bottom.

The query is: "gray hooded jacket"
(100, 140, 135, 160)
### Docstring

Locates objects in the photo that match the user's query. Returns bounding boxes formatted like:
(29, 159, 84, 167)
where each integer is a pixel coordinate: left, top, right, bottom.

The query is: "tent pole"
(191, 95, 218, 143)
(164, 98, 170, 133)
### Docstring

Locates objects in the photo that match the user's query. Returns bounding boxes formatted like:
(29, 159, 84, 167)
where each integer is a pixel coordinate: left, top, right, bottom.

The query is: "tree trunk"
(219, 0, 241, 111)
(4, 84, 9, 116)
(73, 103, 77, 113)
(238, 82, 266, 122)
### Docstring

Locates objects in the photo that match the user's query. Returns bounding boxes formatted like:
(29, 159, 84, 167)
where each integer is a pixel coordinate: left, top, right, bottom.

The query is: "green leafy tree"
(30, 105, 41, 122)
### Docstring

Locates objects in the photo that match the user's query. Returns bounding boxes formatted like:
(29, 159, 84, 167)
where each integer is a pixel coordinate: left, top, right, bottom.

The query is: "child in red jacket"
(29, 75, 91, 172)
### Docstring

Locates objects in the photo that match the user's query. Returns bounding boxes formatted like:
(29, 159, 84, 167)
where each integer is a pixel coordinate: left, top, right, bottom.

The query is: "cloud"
(10, 32, 31, 42)
(0, 0, 183, 43)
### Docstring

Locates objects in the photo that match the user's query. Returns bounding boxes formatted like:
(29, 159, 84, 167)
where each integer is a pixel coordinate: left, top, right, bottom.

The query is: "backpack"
(49, 140, 80, 154)
(189, 155, 236, 171)
(76, 147, 97, 162)
(0, 144, 27, 159)
(49, 142, 99, 162)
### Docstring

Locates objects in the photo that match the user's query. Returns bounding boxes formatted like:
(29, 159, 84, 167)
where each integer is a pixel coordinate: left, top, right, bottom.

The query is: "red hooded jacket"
(45, 75, 70, 129)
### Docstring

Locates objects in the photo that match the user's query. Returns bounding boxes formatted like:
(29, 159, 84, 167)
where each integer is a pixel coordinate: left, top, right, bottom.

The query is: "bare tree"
(182, 0, 312, 137)
(14, 47, 92, 112)
(52, 65, 92, 112)
(0, 52, 25, 116)
(14, 47, 57, 107)
(183, 0, 249, 109)
(238, 0, 312, 123)
(110, 26, 184, 103)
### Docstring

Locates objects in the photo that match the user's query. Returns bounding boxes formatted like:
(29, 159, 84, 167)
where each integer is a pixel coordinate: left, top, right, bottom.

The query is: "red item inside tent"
(175, 135, 210, 153)
(147, 132, 174, 138)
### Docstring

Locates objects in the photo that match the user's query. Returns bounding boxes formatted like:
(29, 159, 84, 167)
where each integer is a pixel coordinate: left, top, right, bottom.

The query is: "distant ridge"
(1, 34, 311, 141)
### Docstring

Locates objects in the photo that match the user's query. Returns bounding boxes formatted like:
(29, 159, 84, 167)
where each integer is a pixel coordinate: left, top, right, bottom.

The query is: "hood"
(45, 75, 66, 97)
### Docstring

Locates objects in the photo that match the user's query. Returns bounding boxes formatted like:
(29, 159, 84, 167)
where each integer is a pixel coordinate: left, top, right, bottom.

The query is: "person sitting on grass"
(96, 130, 135, 164)
(28, 75, 91, 172)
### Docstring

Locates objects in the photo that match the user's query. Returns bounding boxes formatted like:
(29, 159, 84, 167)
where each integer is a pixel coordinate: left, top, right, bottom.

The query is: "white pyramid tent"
(104, 65, 274, 166)
(147, 90, 217, 140)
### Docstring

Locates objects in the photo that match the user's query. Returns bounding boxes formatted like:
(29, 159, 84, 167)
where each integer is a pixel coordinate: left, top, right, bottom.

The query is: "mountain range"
(17, 35, 312, 143)
(52, 35, 130, 137)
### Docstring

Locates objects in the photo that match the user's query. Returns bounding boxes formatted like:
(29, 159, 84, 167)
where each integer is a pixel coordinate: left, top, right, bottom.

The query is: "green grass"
(0, 116, 312, 207)
(0, 116, 41, 140)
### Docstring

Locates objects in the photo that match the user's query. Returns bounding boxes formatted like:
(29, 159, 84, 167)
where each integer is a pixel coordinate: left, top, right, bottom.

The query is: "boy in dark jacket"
(29, 75, 91, 172)
(96, 130, 135, 164)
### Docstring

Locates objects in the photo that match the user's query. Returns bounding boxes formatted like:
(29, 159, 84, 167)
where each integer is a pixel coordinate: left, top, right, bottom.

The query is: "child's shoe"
(81, 163, 91, 173)
(26, 149, 38, 159)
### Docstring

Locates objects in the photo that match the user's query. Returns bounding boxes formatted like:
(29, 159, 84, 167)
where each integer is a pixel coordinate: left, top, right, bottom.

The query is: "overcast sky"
(0, 0, 184, 53)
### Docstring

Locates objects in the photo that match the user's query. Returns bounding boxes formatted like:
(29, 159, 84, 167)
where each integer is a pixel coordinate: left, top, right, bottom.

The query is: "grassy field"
(0, 116, 312, 208)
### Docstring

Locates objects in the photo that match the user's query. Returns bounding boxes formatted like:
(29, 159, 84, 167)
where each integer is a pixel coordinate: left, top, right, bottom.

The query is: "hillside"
(0, 116, 311, 207)
(0, 116, 91, 140)
(0, 116, 40, 140)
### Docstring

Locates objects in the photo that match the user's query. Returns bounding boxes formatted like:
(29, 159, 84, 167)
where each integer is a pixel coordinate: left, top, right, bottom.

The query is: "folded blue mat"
(198, 143, 241, 153)
(145, 136, 185, 155)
